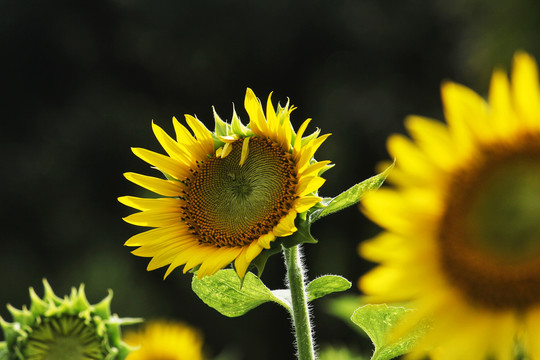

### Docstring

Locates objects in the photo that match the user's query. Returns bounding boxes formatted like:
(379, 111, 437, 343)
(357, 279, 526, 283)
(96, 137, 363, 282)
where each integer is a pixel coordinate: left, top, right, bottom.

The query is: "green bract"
(0, 279, 140, 360)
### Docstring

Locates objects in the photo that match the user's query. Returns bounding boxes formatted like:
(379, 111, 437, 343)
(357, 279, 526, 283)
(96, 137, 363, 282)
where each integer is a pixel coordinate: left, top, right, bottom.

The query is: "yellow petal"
(239, 137, 250, 166)
(124, 172, 184, 197)
(293, 195, 321, 213)
(183, 246, 218, 274)
(185, 114, 214, 151)
(297, 176, 325, 197)
(265, 92, 278, 137)
(198, 247, 243, 277)
(278, 114, 293, 152)
(257, 232, 275, 249)
(124, 225, 190, 246)
(151, 121, 193, 166)
(359, 232, 415, 263)
(387, 134, 442, 184)
(159, 244, 201, 277)
(488, 69, 516, 136)
(222, 143, 233, 158)
(512, 51, 540, 129)
(441, 82, 487, 153)
(293, 118, 312, 154)
(245, 241, 264, 263)
(172, 117, 209, 160)
(132, 147, 191, 180)
(359, 265, 421, 302)
(296, 134, 331, 173)
(361, 188, 440, 236)
(404, 115, 457, 172)
(299, 160, 331, 178)
(123, 209, 181, 227)
(145, 240, 196, 268)
(244, 88, 268, 136)
(524, 307, 540, 359)
(118, 196, 182, 211)
(131, 236, 193, 257)
(234, 247, 251, 279)
(218, 134, 240, 143)
(487, 312, 518, 360)
(273, 210, 297, 237)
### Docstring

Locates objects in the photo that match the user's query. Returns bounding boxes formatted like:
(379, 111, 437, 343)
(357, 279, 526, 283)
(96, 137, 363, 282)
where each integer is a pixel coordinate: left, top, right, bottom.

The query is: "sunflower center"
(185, 137, 297, 247)
(23, 316, 105, 360)
(439, 133, 540, 309)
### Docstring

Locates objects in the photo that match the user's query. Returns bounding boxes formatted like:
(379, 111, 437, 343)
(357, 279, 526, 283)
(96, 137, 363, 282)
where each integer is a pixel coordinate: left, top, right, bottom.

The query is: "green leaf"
(191, 269, 290, 317)
(351, 304, 429, 360)
(306, 275, 351, 301)
(311, 161, 394, 222)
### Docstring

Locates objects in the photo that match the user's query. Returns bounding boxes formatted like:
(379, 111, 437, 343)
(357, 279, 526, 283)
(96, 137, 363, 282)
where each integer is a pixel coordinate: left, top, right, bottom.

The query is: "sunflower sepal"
(191, 269, 292, 317)
(230, 107, 252, 137)
(351, 304, 430, 360)
(250, 241, 283, 277)
(212, 106, 230, 137)
(281, 216, 318, 248)
(249, 218, 318, 277)
(310, 161, 394, 222)
(250, 216, 317, 277)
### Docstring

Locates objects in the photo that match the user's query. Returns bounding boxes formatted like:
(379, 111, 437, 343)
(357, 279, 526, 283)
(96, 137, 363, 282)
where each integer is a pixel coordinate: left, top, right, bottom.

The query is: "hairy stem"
(283, 244, 316, 360)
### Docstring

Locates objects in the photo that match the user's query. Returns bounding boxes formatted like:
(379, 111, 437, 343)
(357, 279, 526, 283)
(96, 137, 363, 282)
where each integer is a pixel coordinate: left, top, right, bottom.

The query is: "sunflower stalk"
(283, 244, 316, 360)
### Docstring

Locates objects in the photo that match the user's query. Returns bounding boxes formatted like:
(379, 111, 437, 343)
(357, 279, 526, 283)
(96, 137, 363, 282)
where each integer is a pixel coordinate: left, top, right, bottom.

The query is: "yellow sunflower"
(123, 320, 204, 360)
(119, 88, 330, 279)
(359, 52, 540, 359)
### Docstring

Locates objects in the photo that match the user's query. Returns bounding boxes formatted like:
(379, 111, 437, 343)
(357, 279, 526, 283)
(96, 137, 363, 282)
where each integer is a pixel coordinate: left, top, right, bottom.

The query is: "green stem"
(283, 244, 316, 360)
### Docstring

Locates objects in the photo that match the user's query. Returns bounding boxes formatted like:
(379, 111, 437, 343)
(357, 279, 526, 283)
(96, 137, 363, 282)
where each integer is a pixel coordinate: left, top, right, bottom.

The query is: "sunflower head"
(0, 279, 139, 360)
(123, 320, 205, 360)
(120, 88, 331, 279)
(359, 51, 540, 359)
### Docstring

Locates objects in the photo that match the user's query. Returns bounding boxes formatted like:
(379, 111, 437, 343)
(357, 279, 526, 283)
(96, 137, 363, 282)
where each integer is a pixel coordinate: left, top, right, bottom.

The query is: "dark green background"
(2, 0, 539, 358)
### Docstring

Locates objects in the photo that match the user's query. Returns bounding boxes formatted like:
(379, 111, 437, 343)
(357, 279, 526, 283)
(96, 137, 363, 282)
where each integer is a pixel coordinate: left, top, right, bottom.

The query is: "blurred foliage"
(2, 0, 539, 358)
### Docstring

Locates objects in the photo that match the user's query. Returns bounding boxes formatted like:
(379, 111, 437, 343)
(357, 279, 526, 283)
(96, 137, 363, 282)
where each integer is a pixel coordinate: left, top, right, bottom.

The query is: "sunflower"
(0, 280, 137, 360)
(119, 88, 330, 279)
(359, 52, 540, 359)
(123, 321, 204, 360)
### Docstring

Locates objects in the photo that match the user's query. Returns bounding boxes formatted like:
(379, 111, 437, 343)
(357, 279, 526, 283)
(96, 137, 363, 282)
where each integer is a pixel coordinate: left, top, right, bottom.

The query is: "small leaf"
(351, 304, 428, 360)
(192, 269, 289, 317)
(306, 275, 351, 301)
(311, 161, 394, 222)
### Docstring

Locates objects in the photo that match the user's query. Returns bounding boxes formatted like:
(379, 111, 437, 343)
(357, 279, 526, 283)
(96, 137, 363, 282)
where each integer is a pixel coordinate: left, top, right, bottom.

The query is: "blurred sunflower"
(119, 88, 330, 279)
(123, 321, 204, 360)
(359, 52, 540, 359)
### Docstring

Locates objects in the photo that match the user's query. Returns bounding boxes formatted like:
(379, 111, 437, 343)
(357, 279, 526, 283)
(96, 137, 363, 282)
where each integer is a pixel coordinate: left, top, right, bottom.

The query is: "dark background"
(2, 0, 540, 358)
